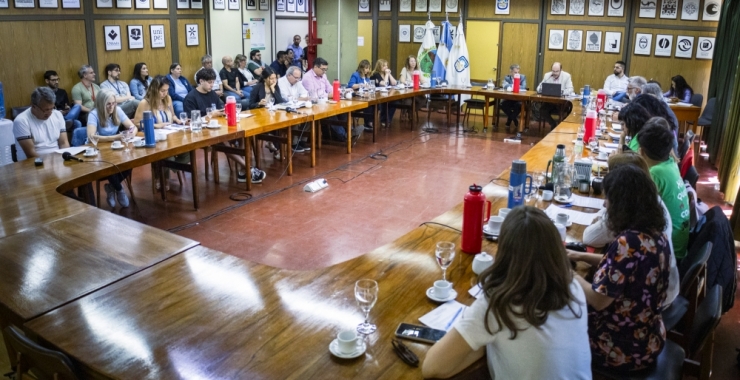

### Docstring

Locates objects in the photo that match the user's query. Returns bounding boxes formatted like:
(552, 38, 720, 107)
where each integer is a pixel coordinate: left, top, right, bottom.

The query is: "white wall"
(275, 19, 308, 56)
(208, 6, 272, 73)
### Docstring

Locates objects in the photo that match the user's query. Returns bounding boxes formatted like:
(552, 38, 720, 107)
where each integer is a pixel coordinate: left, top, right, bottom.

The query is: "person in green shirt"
(71, 64, 101, 113)
(638, 117, 690, 259)
(616, 102, 650, 153)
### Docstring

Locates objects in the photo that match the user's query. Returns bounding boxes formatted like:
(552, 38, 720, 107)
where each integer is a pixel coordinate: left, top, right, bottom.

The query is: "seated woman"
(570, 165, 671, 373)
(347, 60, 375, 130)
(580, 152, 679, 307)
(663, 74, 694, 103)
(166, 63, 194, 116)
(248, 67, 287, 156)
(397, 55, 428, 120)
(86, 89, 137, 208)
(235, 53, 259, 99)
(132, 76, 189, 191)
(423, 206, 591, 379)
(617, 102, 651, 152)
(129, 62, 152, 101)
(369, 59, 398, 127)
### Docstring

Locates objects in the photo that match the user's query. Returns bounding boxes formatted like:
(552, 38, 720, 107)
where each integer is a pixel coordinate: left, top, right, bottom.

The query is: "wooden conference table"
(668, 103, 701, 136)
(7, 99, 596, 378)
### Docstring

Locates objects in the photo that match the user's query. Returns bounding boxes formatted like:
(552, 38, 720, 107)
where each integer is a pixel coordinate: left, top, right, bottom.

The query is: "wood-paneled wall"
(468, 0, 539, 19)
(500, 22, 539, 88)
(0, 20, 88, 110)
(177, 18, 207, 82)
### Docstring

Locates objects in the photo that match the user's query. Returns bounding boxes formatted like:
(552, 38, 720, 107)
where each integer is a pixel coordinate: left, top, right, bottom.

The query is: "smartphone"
(395, 323, 446, 344)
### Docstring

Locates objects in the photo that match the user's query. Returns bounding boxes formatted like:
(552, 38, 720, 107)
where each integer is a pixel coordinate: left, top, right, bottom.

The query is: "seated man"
(278, 66, 310, 151)
(603, 60, 629, 100)
(13, 87, 69, 158)
(219, 55, 249, 109)
(269, 51, 288, 78)
(247, 50, 267, 78)
(624, 75, 647, 102)
(302, 57, 361, 142)
(71, 64, 101, 125)
(99, 63, 140, 119)
(500, 64, 527, 131)
(184, 69, 266, 184)
(44, 70, 82, 135)
(193, 54, 224, 98)
(536, 62, 573, 130)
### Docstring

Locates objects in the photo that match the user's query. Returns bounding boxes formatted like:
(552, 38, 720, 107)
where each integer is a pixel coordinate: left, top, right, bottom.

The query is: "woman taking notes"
(423, 206, 591, 379)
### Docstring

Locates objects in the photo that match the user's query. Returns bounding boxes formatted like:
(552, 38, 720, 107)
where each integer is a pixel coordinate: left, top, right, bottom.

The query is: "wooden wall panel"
(358, 19, 373, 65)
(543, 24, 626, 91)
(630, 28, 716, 107)
(94, 19, 173, 84)
(500, 22, 539, 88)
(632, 0, 719, 28)
(177, 18, 207, 83)
(0, 2, 83, 15)
(468, 0, 540, 19)
(377, 19, 392, 63)
(177, 9, 204, 15)
(0, 20, 87, 109)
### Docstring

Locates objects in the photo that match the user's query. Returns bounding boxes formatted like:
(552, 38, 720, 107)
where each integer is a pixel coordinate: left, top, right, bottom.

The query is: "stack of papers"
(419, 301, 467, 331)
(55, 146, 87, 155)
(570, 194, 605, 209)
(545, 204, 599, 226)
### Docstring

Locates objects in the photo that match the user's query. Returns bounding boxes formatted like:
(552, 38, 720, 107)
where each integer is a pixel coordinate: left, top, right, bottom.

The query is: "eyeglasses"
(105, 102, 117, 107)
(292, 74, 302, 80)
(33, 104, 55, 113)
(318, 67, 328, 72)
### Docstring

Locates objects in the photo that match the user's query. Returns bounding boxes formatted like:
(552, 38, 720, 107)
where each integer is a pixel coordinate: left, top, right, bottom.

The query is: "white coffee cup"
(209, 119, 219, 127)
(345, 91, 353, 100)
(598, 150, 608, 160)
(556, 213, 569, 225)
(317, 97, 327, 105)
(472, 252, 494, 275)
(542, 190, 554, 201)
(85, 147, 95, 155)
(337, 330, 360, 354)
(487, 216, 504, 235)
(554, 223, 567, 242)
(111, 141, 122, 148)
(498, 208, 511, 218)
(433, 280, 452, 299)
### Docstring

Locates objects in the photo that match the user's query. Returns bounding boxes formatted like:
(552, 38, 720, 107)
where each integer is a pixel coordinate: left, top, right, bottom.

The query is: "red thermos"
(513, 73, 520, 93)
(596, 89, 606, 113)
(461, 184, 491, 254)
(333, 79, 340, 101)
(225, 96, 237, 127)
(583, 109, 597, 145)
(413, 71, 420, 90)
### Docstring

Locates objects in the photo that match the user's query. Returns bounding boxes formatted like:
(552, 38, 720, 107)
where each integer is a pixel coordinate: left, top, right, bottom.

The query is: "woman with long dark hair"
(423, 206, 591, 379)
(617, 102, 651, 152)
(130, 62, 152, 101)
(248, 66, 285, 109)
(663, 74, 693, 103)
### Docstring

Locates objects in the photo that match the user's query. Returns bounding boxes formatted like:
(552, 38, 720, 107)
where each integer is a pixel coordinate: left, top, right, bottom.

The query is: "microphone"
(62, 152, 84, 162)
(285, 107, 300, 114)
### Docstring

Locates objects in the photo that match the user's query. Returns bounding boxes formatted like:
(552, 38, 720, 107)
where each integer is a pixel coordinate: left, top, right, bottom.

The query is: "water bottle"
(225, 96, 237, 126)
(507, 160, 532, 208)
(574, 137, 584, 160)
(461, 184, 491, 254)
(413, 71, 420, 90)
(596, 89, 606, 114)
(582, 85, 590, 107)
(583, 110, 597, 145)
(513, 73, 521, 93)
(545, 144, 566, 185)
(142, 111, 156, 147)
(332, 79, 340, 101)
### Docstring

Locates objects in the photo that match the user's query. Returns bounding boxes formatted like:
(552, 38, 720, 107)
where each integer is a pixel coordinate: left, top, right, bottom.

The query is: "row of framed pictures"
(102, 24, 199, 51)
(275, 0, 304, 12)
(0, 0, 205, 9)
(360, 0, 458, 13)
(548, 30, 622, 53)
(550, 0, 623, 17)
(398, 24, 455, 43)
(0, 0, 82, 8)
(633, 34, 714, 59)
(549, 0, 722, 21)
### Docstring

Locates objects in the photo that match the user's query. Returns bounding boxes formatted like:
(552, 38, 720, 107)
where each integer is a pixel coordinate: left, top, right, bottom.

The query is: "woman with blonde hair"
(398, 55, 428, 120)
(370, 59, 398, 126)
(423, 206, 591, 379)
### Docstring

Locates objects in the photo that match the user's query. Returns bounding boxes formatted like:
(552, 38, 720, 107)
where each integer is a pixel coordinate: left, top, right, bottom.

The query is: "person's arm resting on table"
(422, 328, 485, 379)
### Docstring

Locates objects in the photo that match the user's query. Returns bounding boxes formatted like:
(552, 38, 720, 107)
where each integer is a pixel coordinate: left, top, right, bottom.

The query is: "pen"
(445, 307, 463, 331)
(560, 204, 572, 208)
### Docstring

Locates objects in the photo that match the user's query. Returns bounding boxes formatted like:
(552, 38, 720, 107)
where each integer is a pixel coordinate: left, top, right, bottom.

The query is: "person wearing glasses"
(13, 87, 70, 158)
(302, 57, 358, 142)
(71, 64, 101, 124)
(44, 70, 82, 135)
(99, 63, 140, 119)
(193, 55, 223, 97)
(278, 66, 311, 152)
(247, 50, 267, 78)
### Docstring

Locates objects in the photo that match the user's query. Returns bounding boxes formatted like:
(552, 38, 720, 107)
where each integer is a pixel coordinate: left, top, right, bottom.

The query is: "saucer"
(552, 219, 573, 228)
(329, 339, 366, 359)
(482, 225, 500, 237)
(111, 144, 123, 150)
(594, 156, 608, 162)
(554, 195, 574, 204)
(205, 124, 221, 129)
(426, 287, 458, 303)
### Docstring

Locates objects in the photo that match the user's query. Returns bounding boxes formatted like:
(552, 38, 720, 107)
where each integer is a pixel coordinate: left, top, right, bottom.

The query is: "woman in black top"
(248, 67, 285, 109)
(369, 59, 398, 127)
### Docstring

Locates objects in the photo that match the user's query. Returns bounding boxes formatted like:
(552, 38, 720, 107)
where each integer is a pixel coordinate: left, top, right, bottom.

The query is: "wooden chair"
(3, 325, 79, 380)
(667, 242, 713, 351)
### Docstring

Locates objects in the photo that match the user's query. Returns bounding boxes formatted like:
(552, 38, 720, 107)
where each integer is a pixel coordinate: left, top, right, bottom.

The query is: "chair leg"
(202, 147, 210, 181)
(96, 180, 101, 208)
(124, 171, 137, 207)
(212, 149, 220, 184)
(177, 170, 184, 187)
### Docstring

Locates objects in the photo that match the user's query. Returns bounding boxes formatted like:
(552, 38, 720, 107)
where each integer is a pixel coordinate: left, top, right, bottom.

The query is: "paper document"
(570, 194, 605, 210)
(419, 301, 467, 331)
(55, 146, 86, 155)
(468, 284, 484, 299)
(673, 102, 692, 107)
(545, 204, 599, 226)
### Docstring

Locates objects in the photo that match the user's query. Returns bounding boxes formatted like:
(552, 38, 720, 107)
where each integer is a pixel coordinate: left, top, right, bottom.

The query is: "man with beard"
(44, 70, 82, 134)
(100, 63, 140, 119)
(603, 61, 629, 99)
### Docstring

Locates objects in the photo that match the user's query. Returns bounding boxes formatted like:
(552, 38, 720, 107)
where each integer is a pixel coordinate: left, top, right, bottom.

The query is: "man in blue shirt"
(286, 35, 304, 68)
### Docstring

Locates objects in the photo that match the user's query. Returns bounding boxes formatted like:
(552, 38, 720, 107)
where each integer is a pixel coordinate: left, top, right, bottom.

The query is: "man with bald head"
(537, 62, 574, 129)
(219, 55, 249, 108)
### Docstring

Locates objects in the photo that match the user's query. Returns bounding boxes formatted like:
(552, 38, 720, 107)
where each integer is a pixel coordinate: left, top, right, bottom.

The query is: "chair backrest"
(11, 106, 30, 120)
(690, 93, 703, 108)
(678, 129, 695, 161)
(679, 241, 713, 293)
(688, 284, 722, 357)
(683, 165, 699, 190)
(697, 97, 716, 126)
(2, 325, 79, 380)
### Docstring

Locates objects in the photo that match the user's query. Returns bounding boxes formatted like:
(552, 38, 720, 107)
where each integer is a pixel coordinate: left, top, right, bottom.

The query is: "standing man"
(247, 50, 267, 77)
(193, 55, 224, 97)
(536, 62, 574, 130)
(603, 61, 629, 99)
(13, 87, 69, 158)
(500, 64, 527, 131)
(219, 55, 249, 108)
(286, 34, 304, 68)
(100, 63, 140, 119)
(44, 70, 82, 134)
(71, 64, 101, 124)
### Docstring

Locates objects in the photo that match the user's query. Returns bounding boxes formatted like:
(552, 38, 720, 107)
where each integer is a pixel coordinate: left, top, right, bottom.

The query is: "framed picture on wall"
(585, 31, 602, 52)
(495, 0, 509, 14)
(259, 0, 268, 10)
(639, 1, 656, 18)
(246, 0, 256, 9)
(548, 29, 564, 50)
(603, 31, 621, 53)
(127, 25, 144, 49)
(227, 0, 238, 10)
(569, 0, 585, 15)
(444, 0, 457, 12)
(150, 24, 166, 48)
(153, 0, 167, 8)
(115, 0, 130, 7)
(654, 34, 672, 56)
(61, 0, 80, 8)
(276, 0, 284, 11)
(135, 0, 150, 9)
(14, 0, 34, 7)
(39, 0, 59, 8)
(0, 0, 8, 8)
(399, 0, 411, 12)
(415, 0, 426, 12)
(379, 0, 391, 11)
(286, 0, 295, 11)
(588, 0, 604, 16)
(413, 25, 425, 42)
(103, 25, 122, 51)
(566, 30, 582, 51)
(551, 0, 565, 15)
(681, 0, 700, 20)
(190, 0, 202, 9)
(634, 33, 652, 55)
(702, 0, 721, 21)
(696, 37, 715, 59)
(399, 25, 411, 42)
(659, 0, 678, 19)
(297, 0, 306, 12)
(185, 24, 199, 46)
(213, 0, 224, 9)
(675, 36, 694, 58)
(96, 0, 112, 9)
(359, 0, 369, 12)
(176, 0, 189, 9)
(429, 0, 441, 12)
(607, 0, 623, 16)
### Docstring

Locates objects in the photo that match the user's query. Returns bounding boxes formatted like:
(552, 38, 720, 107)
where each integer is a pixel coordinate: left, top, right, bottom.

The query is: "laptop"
(540, 82, 562, 97)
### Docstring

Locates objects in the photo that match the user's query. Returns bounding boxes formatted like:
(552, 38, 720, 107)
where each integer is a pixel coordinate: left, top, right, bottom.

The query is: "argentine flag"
(446, 20, 471, 88)
(416, 20, 437, 86)
(432, 21, 453, 86)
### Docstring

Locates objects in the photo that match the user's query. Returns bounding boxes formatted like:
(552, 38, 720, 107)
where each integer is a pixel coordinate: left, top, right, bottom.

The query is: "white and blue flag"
(432, 21, 453, 86)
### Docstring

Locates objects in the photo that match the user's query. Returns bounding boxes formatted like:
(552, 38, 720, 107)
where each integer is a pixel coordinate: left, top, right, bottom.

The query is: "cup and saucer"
(426, 280, 457, 302)
(329, 330, 367, 359)
(483, 216, 504, 238)
(111, 142, 124, 150)
(205, 121, 221, 129)
(83, 148, 98, 157)
(554, 194, 574, 204)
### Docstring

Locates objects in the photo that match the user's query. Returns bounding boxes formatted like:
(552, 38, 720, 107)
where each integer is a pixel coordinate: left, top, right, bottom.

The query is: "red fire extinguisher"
(461, 184, 491, 253)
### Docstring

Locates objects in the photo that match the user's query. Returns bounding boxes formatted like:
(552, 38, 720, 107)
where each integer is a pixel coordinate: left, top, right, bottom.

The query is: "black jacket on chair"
(248, 84, 285, 109)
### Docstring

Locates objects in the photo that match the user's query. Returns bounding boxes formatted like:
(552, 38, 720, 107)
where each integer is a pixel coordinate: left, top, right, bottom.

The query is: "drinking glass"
(204, 107, 213, 125)
(526, 171, 538, 203)
(235, 103, 242, 115)
(588, 136, 599, 152)
(536, 171, 546, 199)
(89, 132, 99, 151)
(435, 77, 442, 87)
(266, 98, 275, 113)
(355, 279, 378, 335)
(179, 112, 188, 125)
(487, 79, 494, 89)
(435, 241, 456, 281)
(123, 128, 134, 152)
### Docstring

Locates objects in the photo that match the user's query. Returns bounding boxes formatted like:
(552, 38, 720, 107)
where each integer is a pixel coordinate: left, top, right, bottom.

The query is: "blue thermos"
(507, 160, 533, 208)
(141, 110, 156, 147)
(582, 85, 590, 106)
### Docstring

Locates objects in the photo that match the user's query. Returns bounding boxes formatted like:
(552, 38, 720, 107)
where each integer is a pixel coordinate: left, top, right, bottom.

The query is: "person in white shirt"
(537, 62, 574, 129)
(13, 87, 70, 158)
(603, 61, 629, 97)
(423, 206, 591, 380)
(278, 66, 311, 151)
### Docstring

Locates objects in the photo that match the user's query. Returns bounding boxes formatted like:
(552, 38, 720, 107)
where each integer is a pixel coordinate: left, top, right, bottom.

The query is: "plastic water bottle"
(574, 137, 584, 160)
